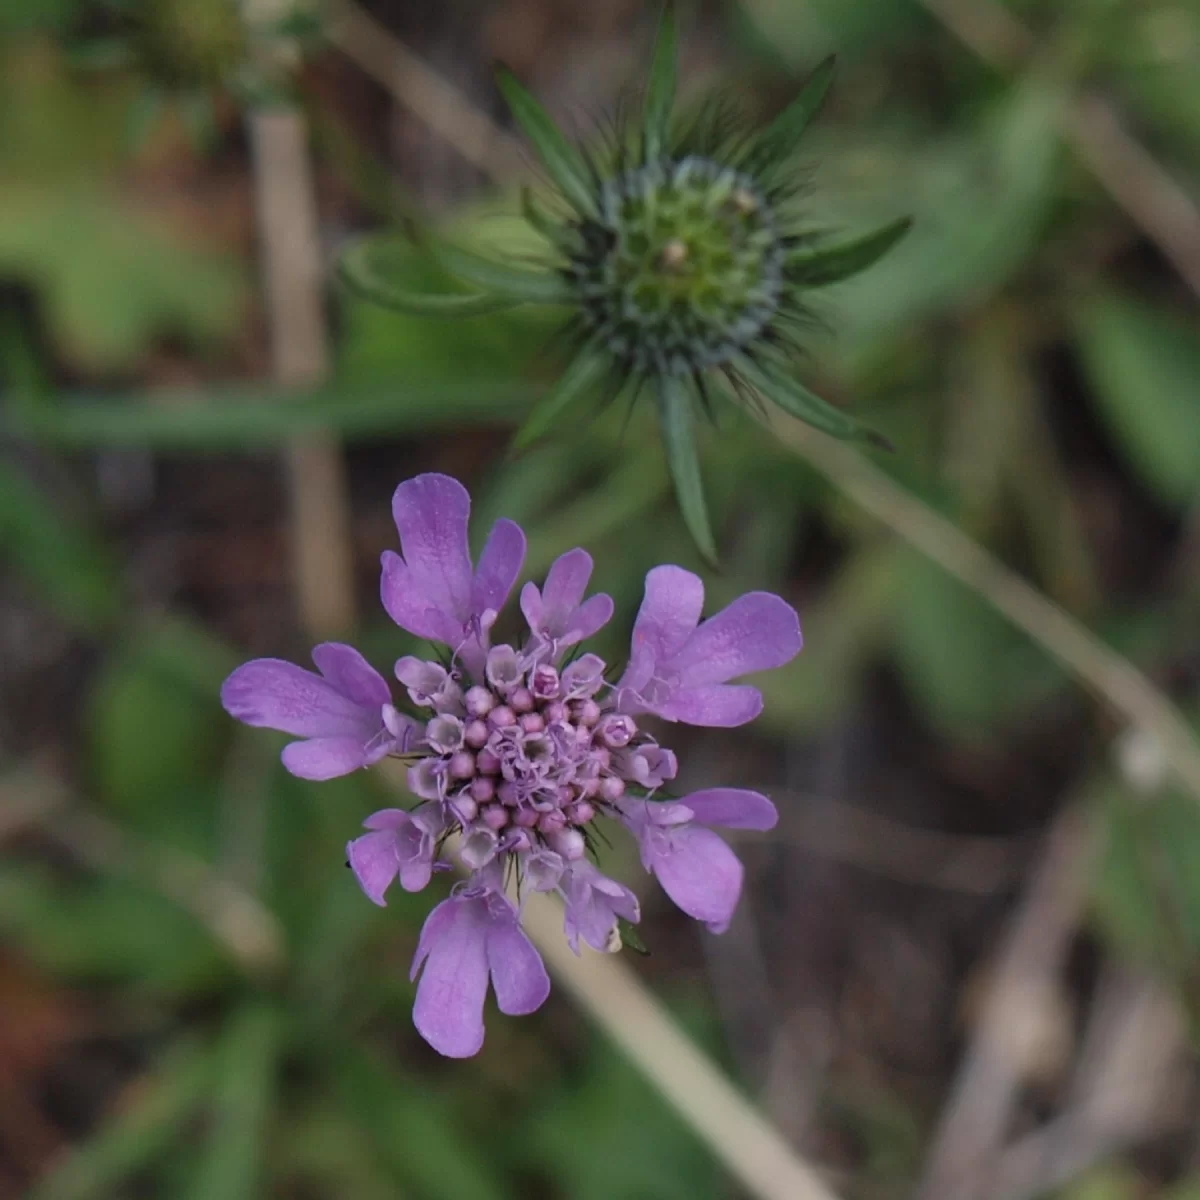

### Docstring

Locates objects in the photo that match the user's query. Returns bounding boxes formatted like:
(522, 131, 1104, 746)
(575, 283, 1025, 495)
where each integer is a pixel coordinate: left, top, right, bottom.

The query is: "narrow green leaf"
(496, 66, 599, 219)
(740, 357, 888, 448)
(437, 243, 573, 304)
(513, 348, 610, 451)
(786, 217, 913, 287)
(642, 2, 679, 163)
(657, 375, 718, 565)
(339, 237, 518, 316)
(741, 55, 836, 175)
(185, 1004, 282, 1200)
(27, 1040, 212, 1200)
(521, 186, 572, 249)
(618, 917, 650, 955)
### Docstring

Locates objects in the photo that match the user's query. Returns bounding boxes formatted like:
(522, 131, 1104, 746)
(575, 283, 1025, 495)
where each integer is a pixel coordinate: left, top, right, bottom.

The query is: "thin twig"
(917, 803, 1094, 1199)
(772, 418, 1200, 802)
(917, 0, 1200, 297)
(242, 0, 357, 637)
(325, 0, 523, 182)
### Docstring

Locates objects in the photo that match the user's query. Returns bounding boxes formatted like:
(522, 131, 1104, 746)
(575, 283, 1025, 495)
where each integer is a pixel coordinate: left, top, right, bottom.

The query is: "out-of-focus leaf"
(1073, 290, 1200, 507)
(87, 620, 233, 835)
(330, 1042, 507, 1200)
(0, 864, 229, 993)
(185, 1003, 282, 1200)
(891, 550, 1066, 736)
(823, 78, 1062, 360)
(9, 380, 532, 448)
(523, 1006, 723, 1200)
(25, 1039, 213, 1200)
(0, 460, 120, 630)
(0, 186, 246, 370)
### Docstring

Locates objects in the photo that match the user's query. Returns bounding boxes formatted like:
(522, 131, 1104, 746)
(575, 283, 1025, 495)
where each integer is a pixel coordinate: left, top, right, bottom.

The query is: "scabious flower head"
(221, 473, 801, 1057)
(339, 4, 909, 563)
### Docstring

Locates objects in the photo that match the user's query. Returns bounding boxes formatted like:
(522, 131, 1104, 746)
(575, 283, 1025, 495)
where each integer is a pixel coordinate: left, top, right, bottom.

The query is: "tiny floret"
(221, 473, 802, 1056)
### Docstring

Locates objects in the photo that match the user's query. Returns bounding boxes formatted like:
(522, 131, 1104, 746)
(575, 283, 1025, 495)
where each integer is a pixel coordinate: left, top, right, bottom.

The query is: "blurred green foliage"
(4, 0, 1200, 1195)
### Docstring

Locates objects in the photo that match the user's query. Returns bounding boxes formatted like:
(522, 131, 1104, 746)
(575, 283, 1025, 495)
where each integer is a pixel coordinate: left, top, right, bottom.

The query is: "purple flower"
(520, 549, 614, 651)
(617, 565, 802, 727)
(381, 473, 526, 670)
(562, 860, 640, 954)
(222, 473, 802, 1057)
(621, 789, 778, 933)
(220, 643, 416, 780)
(347, 806, 446, 904)
(410, 871, 550, 1058)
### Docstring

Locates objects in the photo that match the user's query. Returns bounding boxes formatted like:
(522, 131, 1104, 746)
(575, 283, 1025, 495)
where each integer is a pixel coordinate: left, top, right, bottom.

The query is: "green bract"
(339, 3, 910, 564)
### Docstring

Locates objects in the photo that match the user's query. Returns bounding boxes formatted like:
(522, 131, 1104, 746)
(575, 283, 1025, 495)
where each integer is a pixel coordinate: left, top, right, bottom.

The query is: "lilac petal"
(346, 829, 401, 906)
(472, 518, 526, 616)
(540, 548, 592, 619)
(563, 862, 639, 954)
(624, 565, 704, 674)
(677, 788, 779, 831)
(380, 552, 465, 644)
(363, 808, 410, 831)
(563, 593, 615, 645)
(221, 659, 375, 738)
(650, 824, 745, 933)
(485, 907, 550, 1016)
(390, 474, 474, 621)
(411, 898, 489, 1057)
(519, 581, 544, 633)
(670, 592, 802, 686)
(310, 643, 391, 709)
(561, 654, 607, 698)
(281, 736, 369, 780)
(655, 684, 764, 727)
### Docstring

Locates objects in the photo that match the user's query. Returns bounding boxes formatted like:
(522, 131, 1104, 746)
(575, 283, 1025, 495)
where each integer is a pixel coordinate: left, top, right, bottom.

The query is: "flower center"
(566, 156, 786, 376)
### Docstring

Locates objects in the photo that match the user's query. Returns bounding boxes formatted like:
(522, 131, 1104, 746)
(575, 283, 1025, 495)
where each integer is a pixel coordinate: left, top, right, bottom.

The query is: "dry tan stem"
(242, 6, 356, 637)
(325, 0, 523, 182)
(519, 890, 842, 1200)
(774, 419, 1200, 802)
(917, 804, 1095, 1199)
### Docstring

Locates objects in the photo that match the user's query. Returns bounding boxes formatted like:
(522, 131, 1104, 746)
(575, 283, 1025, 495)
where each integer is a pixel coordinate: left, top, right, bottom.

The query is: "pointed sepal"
(658, 375, 719, 566)
(495, 66, 599, 220)
(739, 357, 892, 449)
(437, 245, 573, 304)
(787, 217, 912, 287)
(338, 237, 520, 316)
(642, 2, 679, 164)
(513, 347, 610, 451)
(741, 55, 836, 177)
(618, 918, 650, 956)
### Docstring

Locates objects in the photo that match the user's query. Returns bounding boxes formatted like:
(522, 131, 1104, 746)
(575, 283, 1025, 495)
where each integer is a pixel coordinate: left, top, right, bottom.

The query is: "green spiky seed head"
(138, 0, 245, 86)
(569, 157, 785, 376)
